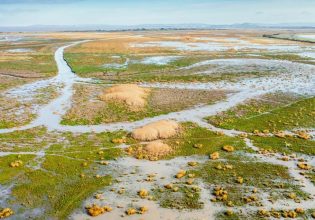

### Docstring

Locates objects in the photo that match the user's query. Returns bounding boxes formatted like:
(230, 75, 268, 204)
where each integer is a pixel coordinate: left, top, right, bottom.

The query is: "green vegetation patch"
(1, 129, 129, 219)
(64, 53, 206, 78)
(250, 135, 315, 155)
(0, 120, 30, 130)
(261, 53, 313, 62)
(153, 185, 203, 210)
(0, 127, 49, 152)
(0, 54, 57, 77)
(112, 71, 267, 84)
(165, 123, 247, 159)
(11, 169, 112, 219)
(47, 131, 128, 160)
(189, 154, 308, 207)
(195, 158, 290, 188)
(207, 95, 314, 132)
(64, 52, 270, 83)
(64, 53, 109, 76)
(0, 154, 36, 184)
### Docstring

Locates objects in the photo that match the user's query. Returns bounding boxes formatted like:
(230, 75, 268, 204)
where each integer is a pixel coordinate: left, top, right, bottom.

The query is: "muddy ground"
(0, 30, 314, 220)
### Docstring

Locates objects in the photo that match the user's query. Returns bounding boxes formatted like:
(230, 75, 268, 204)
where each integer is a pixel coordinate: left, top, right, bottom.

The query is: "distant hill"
(1, 23, 315, 32)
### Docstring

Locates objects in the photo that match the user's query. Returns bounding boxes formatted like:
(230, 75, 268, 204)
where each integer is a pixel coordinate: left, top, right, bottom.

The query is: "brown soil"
(149, 88, 227, 112)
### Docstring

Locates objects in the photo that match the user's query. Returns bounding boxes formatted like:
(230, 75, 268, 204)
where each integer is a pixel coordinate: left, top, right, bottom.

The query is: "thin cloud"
(1, 0, 315, 26)
(0, 0, 85, 4)
(0, 8, 38, 13)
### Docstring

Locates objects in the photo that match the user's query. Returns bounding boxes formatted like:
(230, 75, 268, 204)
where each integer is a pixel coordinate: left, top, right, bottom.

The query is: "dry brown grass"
(99, 84, 150, 111)
(131, 120, 180, 141)
(149, 88, 227, 112)
(0, 95, 33, 128)
(68, 36, 175, 54)
(28, 32, 127, 40)
(64, 29, 311, 59)
(0, 53, 31, 62)
(0, 75, 33, 91)
(62, 84, 229, 125)
(63, 84, 104, 123)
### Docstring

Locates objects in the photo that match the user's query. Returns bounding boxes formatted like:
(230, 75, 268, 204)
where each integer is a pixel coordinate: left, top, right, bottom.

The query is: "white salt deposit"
(139, 56, 182, 65)
(6, 48, 33, 53)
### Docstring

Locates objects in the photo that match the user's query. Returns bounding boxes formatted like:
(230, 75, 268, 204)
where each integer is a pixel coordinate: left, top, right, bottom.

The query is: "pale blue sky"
(0, 0, 314, 26)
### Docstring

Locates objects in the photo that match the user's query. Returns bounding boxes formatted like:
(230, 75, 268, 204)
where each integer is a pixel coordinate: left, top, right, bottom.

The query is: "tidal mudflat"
(0, 30, 314, 220)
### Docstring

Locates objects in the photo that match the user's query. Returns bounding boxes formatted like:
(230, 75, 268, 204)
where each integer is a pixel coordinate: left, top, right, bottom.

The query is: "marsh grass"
(164, 123, 247, 159)
(64, 53, 207, 78)
(64, 50, 271, 83)
(207, 95, 314, 132)
(153, 185, 203, 210)
(11, 169, 112, 219)
(0, 129, 129, 219)
(190, 154, 309, 206)
(0, 155, 36, 184)
(250, 135, 315, 155)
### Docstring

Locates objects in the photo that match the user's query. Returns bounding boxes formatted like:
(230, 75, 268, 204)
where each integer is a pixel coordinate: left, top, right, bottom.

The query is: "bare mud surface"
(72, 156, 220, 220)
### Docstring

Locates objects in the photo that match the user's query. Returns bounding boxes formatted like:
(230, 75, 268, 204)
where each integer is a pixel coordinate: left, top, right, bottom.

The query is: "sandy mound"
(131, 120, 180, 141)
(126, 140, 172, 160)
(99, 84, 150, 110)
(144, 140, 172, 158)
